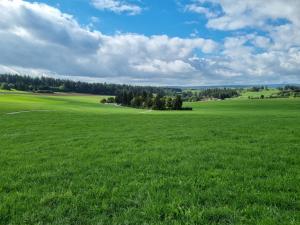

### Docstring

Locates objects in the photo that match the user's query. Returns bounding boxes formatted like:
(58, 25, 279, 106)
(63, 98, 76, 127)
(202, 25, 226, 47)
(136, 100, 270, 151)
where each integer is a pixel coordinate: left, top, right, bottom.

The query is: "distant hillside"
(0, 74, 178, 96)
(166, 84, 300, 90)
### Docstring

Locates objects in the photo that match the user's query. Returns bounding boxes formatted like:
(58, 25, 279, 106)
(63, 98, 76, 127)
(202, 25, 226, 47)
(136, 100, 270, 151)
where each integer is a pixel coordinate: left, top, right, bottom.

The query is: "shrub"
(0, 83, 11, 90)
(34, 90, 54, 94)
(106, 97, 115, 103)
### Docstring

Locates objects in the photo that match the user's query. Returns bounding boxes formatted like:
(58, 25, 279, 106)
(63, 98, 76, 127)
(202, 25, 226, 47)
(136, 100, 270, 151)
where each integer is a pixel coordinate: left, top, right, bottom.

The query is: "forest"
(0, 74, 177, 96)
(182, 88, 240, 101)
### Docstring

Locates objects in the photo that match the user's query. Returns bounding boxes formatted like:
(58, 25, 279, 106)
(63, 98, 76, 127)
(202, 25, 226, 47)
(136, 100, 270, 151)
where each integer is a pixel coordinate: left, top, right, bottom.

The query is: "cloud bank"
(0, 0, 299, 85)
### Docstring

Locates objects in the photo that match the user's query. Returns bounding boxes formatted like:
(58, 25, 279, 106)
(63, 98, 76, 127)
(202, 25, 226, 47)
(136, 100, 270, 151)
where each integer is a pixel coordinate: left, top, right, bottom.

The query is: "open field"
(0, 92, 299, 225)
(238, 89, 280, 99)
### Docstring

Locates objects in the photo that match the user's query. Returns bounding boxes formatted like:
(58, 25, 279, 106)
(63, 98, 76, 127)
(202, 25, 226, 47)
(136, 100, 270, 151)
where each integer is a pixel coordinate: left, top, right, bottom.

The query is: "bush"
(172, 95, 183, 110)
(294, 92, 300, 97)
(130, 96, 143, 108)
(34, 90, 54, 94)
(106, 97, 115, 103)
(0, 83, 11, 90)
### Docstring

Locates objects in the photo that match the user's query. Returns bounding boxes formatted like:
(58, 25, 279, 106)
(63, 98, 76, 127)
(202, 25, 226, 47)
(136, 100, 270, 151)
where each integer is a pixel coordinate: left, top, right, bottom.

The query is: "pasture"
(0, 92, 299, 225)
(238, 88, 280, 99)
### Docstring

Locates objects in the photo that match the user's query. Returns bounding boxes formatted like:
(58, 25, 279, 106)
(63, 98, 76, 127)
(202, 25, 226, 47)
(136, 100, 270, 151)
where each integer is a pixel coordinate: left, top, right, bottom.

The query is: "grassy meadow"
(238, 88, 280, 99)
(0, 92, 299, 225)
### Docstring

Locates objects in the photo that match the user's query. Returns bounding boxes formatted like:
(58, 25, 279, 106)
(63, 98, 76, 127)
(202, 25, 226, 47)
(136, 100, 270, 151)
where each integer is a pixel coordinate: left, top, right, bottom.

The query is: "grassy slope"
(239, 89, 280, 99)
(0, 92, 299, 225)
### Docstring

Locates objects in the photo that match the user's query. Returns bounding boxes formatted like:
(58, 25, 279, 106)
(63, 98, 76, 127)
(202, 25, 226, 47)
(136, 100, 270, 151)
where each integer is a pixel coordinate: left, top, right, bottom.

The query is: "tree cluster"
(100, 97, 115, 104)
(248, 95, 265, 99)
(248, 86, 268, 92)
(182, 88, 240, 101)
(0, 74, 175, 96)
(107, 90, 186, 110)
(277, 86, 300, 98)
(0, 82, 11, 90)
(280, 85, 300, 92)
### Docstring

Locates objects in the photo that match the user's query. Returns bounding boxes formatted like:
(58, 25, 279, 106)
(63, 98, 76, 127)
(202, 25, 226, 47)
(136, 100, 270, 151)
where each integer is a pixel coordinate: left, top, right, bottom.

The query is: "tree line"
(0, 74, 178, 96)
(248, 86, 269, 92)
(277, 85, 300, 98)
(182, 88, 240, 101)
(101, 90, 191, 110)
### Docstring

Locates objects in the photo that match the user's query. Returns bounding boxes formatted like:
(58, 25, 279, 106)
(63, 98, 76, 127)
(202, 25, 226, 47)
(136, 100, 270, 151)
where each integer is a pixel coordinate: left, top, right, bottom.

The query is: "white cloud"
(0, 0, 220, 85)
(132, 59, 196, 74)
(188, 0, 300, 30)
(92, 33, 218, 79)
(181, 0, 300, 84)
(91, 0, 142, 15)
(185, 4, 217, 18)
(0, 0, 299, 85)
(252, 36, 271, 49)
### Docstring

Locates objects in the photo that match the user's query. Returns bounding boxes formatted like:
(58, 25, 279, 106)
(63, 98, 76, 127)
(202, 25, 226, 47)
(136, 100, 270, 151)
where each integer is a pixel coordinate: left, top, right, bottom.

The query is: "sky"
(0, 0, 300, 86)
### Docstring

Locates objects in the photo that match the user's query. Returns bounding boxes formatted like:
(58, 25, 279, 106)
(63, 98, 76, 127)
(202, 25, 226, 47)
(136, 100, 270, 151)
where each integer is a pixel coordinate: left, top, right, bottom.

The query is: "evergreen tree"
(0, 83, 10, 90)
(0, 74, 174, 96)
(153, 94, 165, 110)
(166, 97, 173, 109)
(172, 95, 183, 110)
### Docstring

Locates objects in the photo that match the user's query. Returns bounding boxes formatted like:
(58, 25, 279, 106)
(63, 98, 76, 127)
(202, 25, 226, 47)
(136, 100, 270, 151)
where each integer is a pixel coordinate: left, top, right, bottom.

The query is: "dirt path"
(140, 110, 153, 113)
(6, 110, 54, 115)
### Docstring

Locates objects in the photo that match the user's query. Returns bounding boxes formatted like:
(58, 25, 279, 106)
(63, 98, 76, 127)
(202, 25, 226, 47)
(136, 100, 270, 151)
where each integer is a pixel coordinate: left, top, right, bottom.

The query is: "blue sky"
(26, 0, 222, 39)
(0, 0, 300, 85)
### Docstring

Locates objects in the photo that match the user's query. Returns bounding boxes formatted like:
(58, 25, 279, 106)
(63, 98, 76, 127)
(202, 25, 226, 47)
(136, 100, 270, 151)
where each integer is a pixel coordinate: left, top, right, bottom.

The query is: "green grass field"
(239, 89, 280, 99)
(0, 92, 299, 225)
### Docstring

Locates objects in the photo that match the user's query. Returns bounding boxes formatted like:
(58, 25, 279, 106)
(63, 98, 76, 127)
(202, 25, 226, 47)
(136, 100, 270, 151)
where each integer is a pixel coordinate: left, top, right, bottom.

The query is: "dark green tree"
(172, 95, 183, 110)
(130, 96, 143, 108)
(166, 97, 173, 109)
(0, 83, 10, 90)
(144, 97, 153, 108)
(153, 94, 165, 110)
(100, 98, 107, 104)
